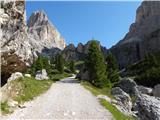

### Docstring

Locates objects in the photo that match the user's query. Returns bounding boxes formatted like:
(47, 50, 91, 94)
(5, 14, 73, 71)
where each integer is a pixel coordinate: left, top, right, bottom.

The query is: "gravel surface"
(1, 77, 113, 120)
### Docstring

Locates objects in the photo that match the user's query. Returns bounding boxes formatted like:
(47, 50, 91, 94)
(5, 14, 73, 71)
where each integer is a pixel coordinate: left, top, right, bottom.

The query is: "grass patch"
(81, 81, 135, 120)
(1, 101, 10, 114)
(100, 99, 135, 120)
(81, 81, 113, 98)
(50, 72, 72, 81)
(75, 61, 84, 66)
(14, 77, 53, 103)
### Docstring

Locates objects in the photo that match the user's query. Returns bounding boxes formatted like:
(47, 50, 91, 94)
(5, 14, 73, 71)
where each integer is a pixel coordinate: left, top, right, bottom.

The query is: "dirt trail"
(1, 77, 113, 120)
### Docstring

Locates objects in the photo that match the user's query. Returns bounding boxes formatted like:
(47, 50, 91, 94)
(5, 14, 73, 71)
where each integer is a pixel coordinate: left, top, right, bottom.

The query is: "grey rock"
(117, 77, 139, 95)
(137, 85, 153, 95)
(110, 1, 160, 68)
(136, 94, 160, 120)
(8, 72, 23, 82)
(111, 87, 132, 114)
(153, 84, 160, 97)
(35, 69, 49, 80)
(24, 74, 31, 78)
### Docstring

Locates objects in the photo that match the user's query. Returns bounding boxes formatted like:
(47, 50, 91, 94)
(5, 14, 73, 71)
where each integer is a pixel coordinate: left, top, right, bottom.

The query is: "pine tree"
(86, 40, 110, 88)
(35, 56, 44, 71)
(69, 60, 76, 73)
(106, 52, 119, 84)
(55, 54, 64, 74)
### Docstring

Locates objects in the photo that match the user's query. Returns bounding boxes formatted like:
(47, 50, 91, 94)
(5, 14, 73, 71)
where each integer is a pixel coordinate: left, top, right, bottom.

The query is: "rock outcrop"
(116, 77, 139, 96)
(63, 41, 108, 61)
(111, 87, 132, 115)
(135, 94, 160, 120)
(110, 1, 160, 68)
(153, 84, 160, 97)
(27, 10, 66, 53)
(0, 0, 33, 85)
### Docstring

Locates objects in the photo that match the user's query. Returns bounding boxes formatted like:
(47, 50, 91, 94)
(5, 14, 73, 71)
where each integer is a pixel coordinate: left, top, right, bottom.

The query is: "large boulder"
(111, 87, 132, 114)
(7, 72, 23, 82)
(117, 77, 139, 95)
(35, 69, 49, 80)
(135, 94, 160, 120)
(153, 84, 160, 97)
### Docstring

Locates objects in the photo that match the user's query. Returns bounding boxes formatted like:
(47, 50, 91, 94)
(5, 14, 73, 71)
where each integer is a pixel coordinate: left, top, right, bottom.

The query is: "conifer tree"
(69, 60, 76, 73)
(86, 40, 110, 88)
(55, 54, 64, 74)
(106, 52, 119, 84)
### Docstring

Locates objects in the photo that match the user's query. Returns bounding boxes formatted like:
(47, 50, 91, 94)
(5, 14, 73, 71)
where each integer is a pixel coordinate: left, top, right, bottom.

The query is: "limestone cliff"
(27, 10, 66, 53)
(110, 1, 160, 68)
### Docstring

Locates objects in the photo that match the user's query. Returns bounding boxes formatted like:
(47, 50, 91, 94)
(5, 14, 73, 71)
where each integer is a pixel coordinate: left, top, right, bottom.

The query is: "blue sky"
(26, 1, 141, 48)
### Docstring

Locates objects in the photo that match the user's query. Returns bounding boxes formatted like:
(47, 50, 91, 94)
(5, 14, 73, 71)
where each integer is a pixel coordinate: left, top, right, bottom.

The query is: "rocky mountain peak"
(27, 10, 66, 51)
(27, 10, 48, 27)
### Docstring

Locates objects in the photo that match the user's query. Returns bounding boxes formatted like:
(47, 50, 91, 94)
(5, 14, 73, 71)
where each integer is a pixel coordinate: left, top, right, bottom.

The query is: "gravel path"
(1, 77, 113, 120)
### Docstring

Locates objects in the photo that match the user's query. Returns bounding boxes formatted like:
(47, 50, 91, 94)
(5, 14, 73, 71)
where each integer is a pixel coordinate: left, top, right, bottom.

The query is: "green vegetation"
(55, 54, 65, 74)
(86, 40, 110, 88)
(81, 81, 113, 98)
(1, 101, 10, 114)
(127, 52, 160, 87)
(26, 56, 52, 76)
(75, 61, 84, 66)
(81, 81, 135, 120)
(100, 99, 135, 120)
(14, 77, 53, 103)
(26, 54, 72, 82)
(50, 72, 72, 81)
(106, 52, 119, 84)
(69, 60, 76, 73)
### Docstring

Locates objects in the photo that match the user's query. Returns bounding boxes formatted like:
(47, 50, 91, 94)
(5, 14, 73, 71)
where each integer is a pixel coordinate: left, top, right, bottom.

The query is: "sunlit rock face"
(110, 1, 160, 69)
(0, 0, 33, 85)
(0, 0, 66, 85)
(27, 10, 66, 53)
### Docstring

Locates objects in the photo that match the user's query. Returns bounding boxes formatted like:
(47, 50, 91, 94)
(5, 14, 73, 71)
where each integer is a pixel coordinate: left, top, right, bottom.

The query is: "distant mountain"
(63, 41, 108, 61)
(110, 1, 160, 69)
